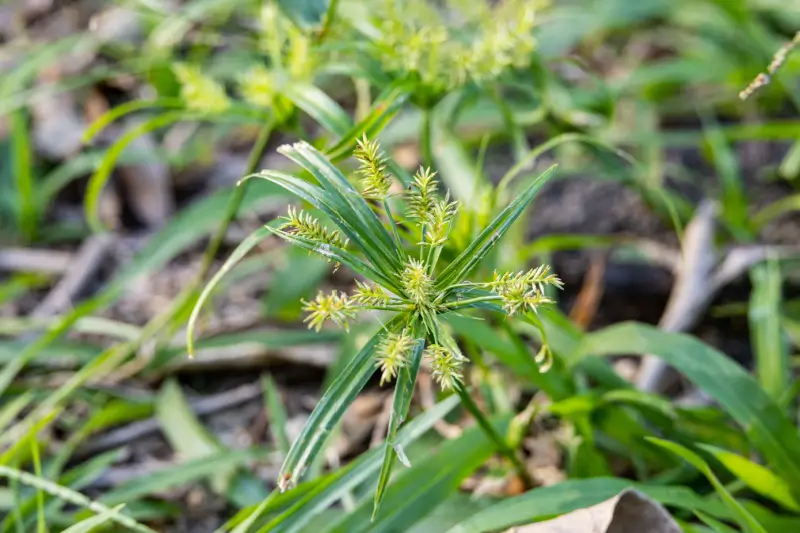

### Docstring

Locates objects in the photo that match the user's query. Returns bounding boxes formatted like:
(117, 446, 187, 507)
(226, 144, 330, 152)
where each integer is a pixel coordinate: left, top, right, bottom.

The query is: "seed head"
(352, 279, 391, 306)
(354, 135, 392, 200)
(407, 167, 438, 222)
(239, 65, 275, 108)
(421, 193, 458, 247)
(402, 258, 433, 305)
(486, 266, 562, 315)
(174, 64, 230, 114)
(376, 329, 416, 385)
(281, 206, 348, 250)
(424, 344, 462, 391)
(302, 291, 356, 332)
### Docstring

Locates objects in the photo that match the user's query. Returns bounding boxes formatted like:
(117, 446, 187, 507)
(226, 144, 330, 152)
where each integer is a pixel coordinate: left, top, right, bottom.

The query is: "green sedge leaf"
(326, 82, 413, 163)
(278, 317, 405, 491)
(285, 83, 352, 137)
(276, 142, 404, 269)
(246, 170, 402, 280)
(81, 98, 183, 144)
(268, 227, 405, 295)
(259, 395, 460, 533)
(436, 165, 557, 290)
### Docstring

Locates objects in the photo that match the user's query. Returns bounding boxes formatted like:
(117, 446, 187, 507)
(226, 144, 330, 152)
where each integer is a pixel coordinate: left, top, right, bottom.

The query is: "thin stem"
(365, 305, 411, 312)
(383, 198, 403, 249)
(316, 0, 340, 43)
(454, 384, 534, 490)
(421, 108, 434, 169)
(441, 295, 501, 309)
(198, 119, 274, 278)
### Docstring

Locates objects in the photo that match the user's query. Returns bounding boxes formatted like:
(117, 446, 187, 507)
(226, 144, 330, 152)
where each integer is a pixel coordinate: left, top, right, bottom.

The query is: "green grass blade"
(285, 83, 352, 136)
(695, 511, 739, 533)
(373, 332, 425, 518)
(0, 466, 154, 533)
(228, 491, 279, 533)
(436, 165, 557, 289)
(262, 375, 291, 458)
(325, 416, 511, 533)
(278, 317, 403, 491)
(495, 133, 635, 201)
(575, 322, 800, 489)
(697, 444, 800, 512)
(702, 116, 749, 239)
(753, 194, 800, 229)
(10, 111, 35, 241)
(646, 438, 766, 533)
(30, 440, 44, 533)
(749, 259, 789, 401)
(187, 225, 274, 357)
(60, 505, 125, 533)
(84, 111, 187, 232)
(81, 98, 184, 144)
(0, 393, 33, 435)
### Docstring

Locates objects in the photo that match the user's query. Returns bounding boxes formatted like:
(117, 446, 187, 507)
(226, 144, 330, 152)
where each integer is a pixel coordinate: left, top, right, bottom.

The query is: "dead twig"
(636, 200, 800, 394)
(31, 233, 114, 318)
(0, 247, 74, 274)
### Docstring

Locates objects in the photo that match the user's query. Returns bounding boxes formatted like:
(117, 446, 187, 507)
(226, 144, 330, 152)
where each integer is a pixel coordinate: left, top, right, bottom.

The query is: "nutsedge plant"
(189, 135, 560, 516)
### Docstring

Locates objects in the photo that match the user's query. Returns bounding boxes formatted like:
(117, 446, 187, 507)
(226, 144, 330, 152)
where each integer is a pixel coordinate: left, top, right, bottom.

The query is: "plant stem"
(383, 198, 403, 249)
(421, 108, 434, 169)
(198, 119, 274, 278)
(441, 295, 501, 309)
(454, 384, 534, 489)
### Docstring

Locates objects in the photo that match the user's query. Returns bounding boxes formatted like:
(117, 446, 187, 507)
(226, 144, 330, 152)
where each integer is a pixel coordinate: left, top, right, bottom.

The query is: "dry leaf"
(508, 489, 681, 533)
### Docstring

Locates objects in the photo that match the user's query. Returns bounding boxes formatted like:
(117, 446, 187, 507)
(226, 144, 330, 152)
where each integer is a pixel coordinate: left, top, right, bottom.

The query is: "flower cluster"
(354, 135, 392, 200)
(375, 331, 465, 390)
(483, 266, 563, 316)
(281, 206, 348, 250)
(376, 329, 416, 385)
(424, 343, 463, 391)
(352, 280, 391, 306)
(302, 291, 356, 332)
(407, 167, 438, 222)
(421, 193, 458, 247)
(173, 64, 230, 114)
(401, 258, 433, 305)
(374, 0, 537, 95)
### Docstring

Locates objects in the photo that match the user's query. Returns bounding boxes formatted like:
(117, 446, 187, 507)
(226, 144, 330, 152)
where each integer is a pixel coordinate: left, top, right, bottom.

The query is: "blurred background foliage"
(0, 0, 800, 531)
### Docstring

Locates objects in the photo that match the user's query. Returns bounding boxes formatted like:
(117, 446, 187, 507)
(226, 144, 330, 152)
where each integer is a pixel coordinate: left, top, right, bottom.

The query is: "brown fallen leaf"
(507, 489, 681, 533)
